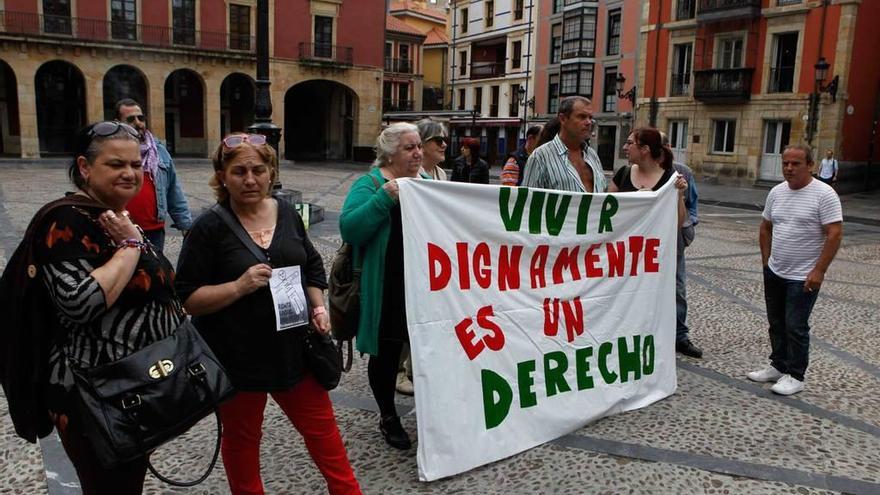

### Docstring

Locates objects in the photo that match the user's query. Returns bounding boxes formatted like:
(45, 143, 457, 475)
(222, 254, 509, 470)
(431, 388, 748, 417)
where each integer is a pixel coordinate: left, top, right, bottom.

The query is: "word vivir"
(498, 187, 618, 236)
(480, 334, 656, 429)
(428, 237, 661, 292)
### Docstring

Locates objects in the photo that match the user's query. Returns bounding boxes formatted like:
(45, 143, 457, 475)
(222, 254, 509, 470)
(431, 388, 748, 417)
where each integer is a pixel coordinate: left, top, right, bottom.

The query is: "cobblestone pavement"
(1, 160, 879, 494)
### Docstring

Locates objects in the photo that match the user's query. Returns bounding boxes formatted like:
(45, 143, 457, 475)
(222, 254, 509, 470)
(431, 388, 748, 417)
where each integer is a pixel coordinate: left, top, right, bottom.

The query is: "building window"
(712, 120, 736, 154)
(669, 120, 688, 151)
(490, 85, 499, 117)
(43, 0, 72, 35)
(606, 10, 621, 56)
(485, 1, 494, 28)
(172, 0, 196, 46)
(550, 24, 562, 64)
(513, 0, 524, 21)
(603, 68, 617, 113)
(671, 43, 692, 96)
(382, 81, 392, 110)
(553, 0, 563, 14)
(718, 37, 743, 69)
(314, 16, 334, 58)
(548, 74, 560, 114)
(460, 8, 468, 34)
(229, 4, 251, 51)
(562, 8, 597, 59)
(777, 0, 801, 5)
(769, 32, 798, 93)
(474, 87, 483, 114)
(560, 63, 594, 97)
(398, 84, 410, 110)
(511, 40, 522, 69)
(399, 43, 411, 72)
(510, 83, 520, 117)
(676, 0, 695, 21)
(111, 0, 137, 40)
(459, 51, 468, 76)
(458, 88, 466, 110)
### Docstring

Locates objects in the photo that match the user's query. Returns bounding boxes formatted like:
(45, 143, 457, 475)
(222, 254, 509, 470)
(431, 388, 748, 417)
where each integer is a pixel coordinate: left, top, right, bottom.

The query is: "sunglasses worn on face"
(89, 121, 139, 139)
(223, 134, 267, 148)
(125, 114, 146, 124)
(427, 136, 448, 145)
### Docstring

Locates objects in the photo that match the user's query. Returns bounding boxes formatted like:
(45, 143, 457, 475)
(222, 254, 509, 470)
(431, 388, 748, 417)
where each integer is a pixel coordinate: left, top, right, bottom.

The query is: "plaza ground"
(1, 159, 878, 494)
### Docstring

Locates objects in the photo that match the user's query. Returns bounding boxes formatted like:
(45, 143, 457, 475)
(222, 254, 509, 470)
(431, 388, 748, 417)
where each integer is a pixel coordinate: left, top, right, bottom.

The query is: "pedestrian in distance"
(536, 117, 561, 148)
(501, 125, 542, 187)
(339, 122, 430, 450)
(817, 148, 839, 187)
(521, 96, 606, 193)
(0, 121, 184, 494)
(748, 144, 843, 396)
(114, 98, 192, 251)
(451, 137, 490, 184)
(660, 131, 703, 359)
(174, 133, 362, 494)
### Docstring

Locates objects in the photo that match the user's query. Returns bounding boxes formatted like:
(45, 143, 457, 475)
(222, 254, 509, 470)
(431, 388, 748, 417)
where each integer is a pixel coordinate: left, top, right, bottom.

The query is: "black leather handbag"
(302, 329, 343, 390)
(70, 320, 235, 486)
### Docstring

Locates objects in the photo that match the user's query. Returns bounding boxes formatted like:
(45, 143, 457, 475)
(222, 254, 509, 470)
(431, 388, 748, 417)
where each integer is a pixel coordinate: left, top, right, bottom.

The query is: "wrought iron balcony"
(697, 0, 761, 23)
(298, 42, 353, 67)
(470, 62, 504, 80)
(0, 11, 254, 53)
(382, 99, 414, 112)
(693, 68, 754, 103)
(384, 57, 412, 74)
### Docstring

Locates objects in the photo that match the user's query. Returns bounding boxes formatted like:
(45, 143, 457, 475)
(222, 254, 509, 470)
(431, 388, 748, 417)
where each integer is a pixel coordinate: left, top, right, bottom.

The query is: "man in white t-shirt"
(817, 148, 838, 186)
(747, 144, 843, 395)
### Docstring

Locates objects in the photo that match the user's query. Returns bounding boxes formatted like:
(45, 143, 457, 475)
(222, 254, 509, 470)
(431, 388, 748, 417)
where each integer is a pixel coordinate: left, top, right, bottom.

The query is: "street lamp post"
(807, 56, 839, 145)
(248, 0, 283, 184)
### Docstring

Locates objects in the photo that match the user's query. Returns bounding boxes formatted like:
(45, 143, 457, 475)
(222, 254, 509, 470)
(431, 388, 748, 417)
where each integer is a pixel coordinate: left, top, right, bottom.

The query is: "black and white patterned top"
(33, 204, 184, 410)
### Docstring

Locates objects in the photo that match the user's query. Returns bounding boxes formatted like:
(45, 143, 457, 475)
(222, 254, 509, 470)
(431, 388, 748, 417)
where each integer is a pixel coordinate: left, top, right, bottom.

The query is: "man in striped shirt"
(520, 96, 606, 193)
(748, 144, 843, 396)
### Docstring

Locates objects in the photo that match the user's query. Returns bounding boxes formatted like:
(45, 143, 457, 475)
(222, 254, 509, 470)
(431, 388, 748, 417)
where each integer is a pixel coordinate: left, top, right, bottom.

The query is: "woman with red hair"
(451, 137, 489, 184)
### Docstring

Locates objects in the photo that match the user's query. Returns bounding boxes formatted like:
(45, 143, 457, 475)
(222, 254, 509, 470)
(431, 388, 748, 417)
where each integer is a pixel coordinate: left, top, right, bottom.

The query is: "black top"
(451, 156, 490, 184)
(612, 165, 675, 192)
(379, 204, 408, 342)
(175, 200, 327, 392)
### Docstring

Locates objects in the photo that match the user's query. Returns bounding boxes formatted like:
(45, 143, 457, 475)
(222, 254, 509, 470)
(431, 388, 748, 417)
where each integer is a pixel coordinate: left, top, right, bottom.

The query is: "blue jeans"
(675, 226, 695, 343)
(763, 266, 819, 381)
(143, 228, 166, 252)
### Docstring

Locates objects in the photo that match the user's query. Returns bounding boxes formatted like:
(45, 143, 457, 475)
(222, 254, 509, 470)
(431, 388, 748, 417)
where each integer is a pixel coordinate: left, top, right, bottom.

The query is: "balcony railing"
(693, 68, 754, 103)
(383, 99, 414, 112)
(470, 62, 505, 80)
(299, 42, 353, 67)
(384, 57, 412, 74)
(697, 0, 761, 23)
(0, 11, 255, 52)
(671, 72, 691, 96)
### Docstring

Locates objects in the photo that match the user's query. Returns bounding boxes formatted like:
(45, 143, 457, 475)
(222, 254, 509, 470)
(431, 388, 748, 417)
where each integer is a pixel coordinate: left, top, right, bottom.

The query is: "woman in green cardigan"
(339, 122, 427, 450)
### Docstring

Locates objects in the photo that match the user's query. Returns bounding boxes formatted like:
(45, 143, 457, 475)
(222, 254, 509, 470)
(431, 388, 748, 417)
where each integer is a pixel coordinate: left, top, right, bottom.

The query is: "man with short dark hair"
(501, 125, 542, 186)
(521, 96, 605, 192)
(116, 99, 192, 251)
(748, 144, 842, 396)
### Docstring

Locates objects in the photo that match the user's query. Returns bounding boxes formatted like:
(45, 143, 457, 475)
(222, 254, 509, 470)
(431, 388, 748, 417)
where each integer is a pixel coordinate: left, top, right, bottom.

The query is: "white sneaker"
(395, 372, 414, 396)
(747, 365, 783, 383)
(771, 374, 805, 396)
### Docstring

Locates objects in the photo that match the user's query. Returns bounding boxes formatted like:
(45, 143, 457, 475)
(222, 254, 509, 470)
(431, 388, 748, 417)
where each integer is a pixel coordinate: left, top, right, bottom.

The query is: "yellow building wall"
(423, 47, 445, 87)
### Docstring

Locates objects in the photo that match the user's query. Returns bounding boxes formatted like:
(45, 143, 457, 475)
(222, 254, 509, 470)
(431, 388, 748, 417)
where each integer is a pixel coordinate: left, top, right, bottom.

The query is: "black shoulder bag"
(209, 203, 342, 391)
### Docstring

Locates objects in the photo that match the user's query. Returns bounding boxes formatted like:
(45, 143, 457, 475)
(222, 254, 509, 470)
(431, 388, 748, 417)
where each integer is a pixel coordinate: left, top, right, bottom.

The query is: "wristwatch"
(311, 306, 327, 318)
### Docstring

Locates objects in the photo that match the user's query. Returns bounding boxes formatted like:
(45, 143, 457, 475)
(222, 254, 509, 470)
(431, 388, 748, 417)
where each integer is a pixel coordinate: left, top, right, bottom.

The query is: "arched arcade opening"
(284, 80, 357, 161)
(35, 60, 86, 153)
(220, 73, 255, 137)
(103, 65, 148, 121)
(164, 69, 205, 156)
(0, 60, 21, 155)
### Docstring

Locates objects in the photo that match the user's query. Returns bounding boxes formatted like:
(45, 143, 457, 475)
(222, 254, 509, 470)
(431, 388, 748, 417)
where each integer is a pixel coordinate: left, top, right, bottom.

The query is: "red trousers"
(218, 376, 361, 495)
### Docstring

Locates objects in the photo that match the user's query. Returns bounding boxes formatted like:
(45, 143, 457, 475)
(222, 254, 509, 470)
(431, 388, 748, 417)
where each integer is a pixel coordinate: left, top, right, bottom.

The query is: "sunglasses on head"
(89, 121, 139, 139)
(222, 134, 267, 148)
(125, 114, 146, 124)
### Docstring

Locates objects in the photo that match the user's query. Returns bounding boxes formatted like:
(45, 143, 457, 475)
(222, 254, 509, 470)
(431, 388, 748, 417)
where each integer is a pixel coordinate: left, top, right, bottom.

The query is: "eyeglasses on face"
(89, 121, 139, 139)
(125, 114, 146, 124)
(427, 136, 448, 145)
(222, 134, 268, 148)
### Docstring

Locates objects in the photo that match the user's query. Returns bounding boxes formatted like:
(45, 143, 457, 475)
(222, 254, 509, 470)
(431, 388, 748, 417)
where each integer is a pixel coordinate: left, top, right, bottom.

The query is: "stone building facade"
(0, 0, 386, 160)
(640, 0, 880, 190)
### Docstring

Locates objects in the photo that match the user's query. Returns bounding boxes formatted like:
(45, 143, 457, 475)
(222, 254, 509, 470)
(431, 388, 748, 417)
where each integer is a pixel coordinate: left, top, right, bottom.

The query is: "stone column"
(204, 74, 222, 157)
(14, 63, 39, 158)
(148, 70, 166, 141)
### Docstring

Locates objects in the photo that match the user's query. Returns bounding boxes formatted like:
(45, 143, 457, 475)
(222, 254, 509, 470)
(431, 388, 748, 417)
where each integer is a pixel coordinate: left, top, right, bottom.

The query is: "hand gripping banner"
(399, 179, 679, 481)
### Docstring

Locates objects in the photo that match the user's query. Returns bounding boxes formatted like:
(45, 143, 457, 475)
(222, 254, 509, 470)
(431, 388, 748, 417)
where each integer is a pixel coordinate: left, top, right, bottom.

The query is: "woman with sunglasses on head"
(1, 122, 184, 493)
(174, 133, 361, 495)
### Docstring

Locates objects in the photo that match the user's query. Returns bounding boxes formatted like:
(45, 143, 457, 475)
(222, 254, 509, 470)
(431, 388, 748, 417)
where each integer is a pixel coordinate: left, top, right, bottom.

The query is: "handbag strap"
(210, 203, 270, 264)
(146, 411, 223, 487)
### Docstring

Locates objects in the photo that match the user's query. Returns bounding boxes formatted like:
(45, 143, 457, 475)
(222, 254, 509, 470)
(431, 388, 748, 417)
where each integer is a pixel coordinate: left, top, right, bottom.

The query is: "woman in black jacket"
(451, 137, 490, 184)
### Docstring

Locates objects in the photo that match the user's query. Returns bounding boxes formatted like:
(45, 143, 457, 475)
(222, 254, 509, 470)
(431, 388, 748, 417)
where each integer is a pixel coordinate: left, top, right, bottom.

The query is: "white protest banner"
(399, 178, 679, 481)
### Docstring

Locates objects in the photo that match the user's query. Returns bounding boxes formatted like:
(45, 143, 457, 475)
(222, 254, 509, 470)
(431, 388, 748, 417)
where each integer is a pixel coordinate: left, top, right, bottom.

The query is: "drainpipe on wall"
(449, 3, 457, 111)
(649, 0, 663, 127)
(521, 0, 534, 139)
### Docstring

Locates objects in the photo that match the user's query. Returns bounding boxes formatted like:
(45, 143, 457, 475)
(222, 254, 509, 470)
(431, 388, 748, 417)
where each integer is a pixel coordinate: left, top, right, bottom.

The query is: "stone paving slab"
(0, 159, 879, 494)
